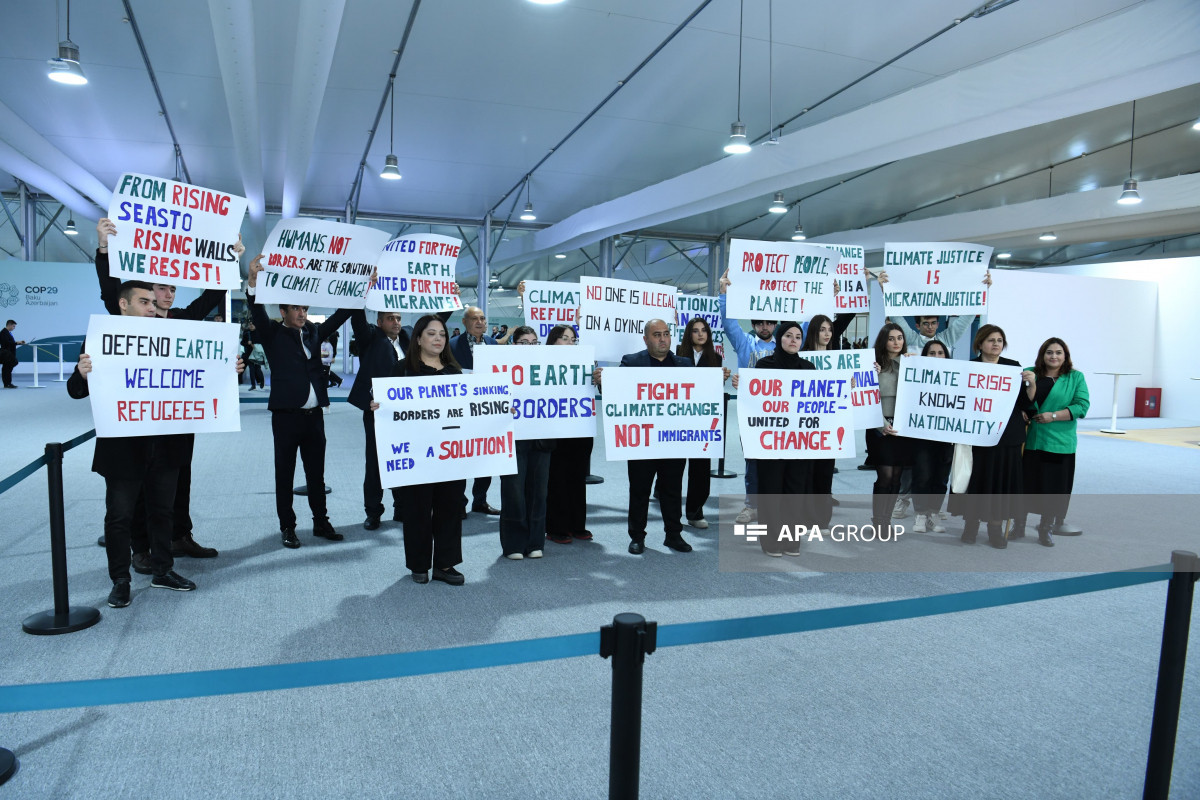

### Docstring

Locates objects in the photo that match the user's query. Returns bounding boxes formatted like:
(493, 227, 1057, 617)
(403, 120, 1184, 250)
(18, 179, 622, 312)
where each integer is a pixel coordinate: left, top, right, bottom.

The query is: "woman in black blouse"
(543, 324, 594, 545)
(676, 316, 729, 529)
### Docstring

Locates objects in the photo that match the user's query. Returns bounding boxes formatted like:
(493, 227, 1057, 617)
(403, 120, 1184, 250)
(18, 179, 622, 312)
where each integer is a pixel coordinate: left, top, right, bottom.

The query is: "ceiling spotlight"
(520, 202, 536, 222)
(768, 192, 787, 214)
(1117, 179, 1142, 205)
(1193, 117, 1200, 131)
(790, 224, 806, 241)
(379, 154, 402, 181)
(64, 219, 79, 235)
(996, 252, 1011, 259)
(380, 78, 401, 181)
(724, 122, 751, 155)
(1039, 232, 1058, 242)
(48, 41, 87, 85)
(723, 0, 750, 155)
(1117, 101, 1142, 205)
(554, 253, 566, 259)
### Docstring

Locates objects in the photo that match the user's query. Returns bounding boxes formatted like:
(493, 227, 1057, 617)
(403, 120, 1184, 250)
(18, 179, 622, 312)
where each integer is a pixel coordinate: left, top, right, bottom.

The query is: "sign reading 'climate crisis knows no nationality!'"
(257, 218, 390, 309)
(891, 356, 1022, 446)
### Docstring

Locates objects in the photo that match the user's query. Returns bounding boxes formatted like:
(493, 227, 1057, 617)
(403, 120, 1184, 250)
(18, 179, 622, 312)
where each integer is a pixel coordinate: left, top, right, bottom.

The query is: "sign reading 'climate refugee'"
(522, 280, 580, 338)
(83, 314, 241, 437)
(881, 241, 992, 316)
(474, 345, 597, 440)
(257, 218, 390, 308)
(828, 244, 869, 312)
(106, 173, 247, 290)
(579, 276, 677, 362)
(674, 295, 725, 357)
(725, 239, 837, 320)
(601, 366, 725, 460)
(891, 355, 1022, 446)
(365, 233, 462, 313)
(736, 368, 856, 460)
(802, 348, 885, 429)
(372, 373, 517, 488)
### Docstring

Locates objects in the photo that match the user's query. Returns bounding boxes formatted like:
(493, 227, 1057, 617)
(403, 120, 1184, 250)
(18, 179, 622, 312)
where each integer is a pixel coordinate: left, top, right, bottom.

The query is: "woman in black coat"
(676, 316, 729, 529)
(543, 324, 594, 545)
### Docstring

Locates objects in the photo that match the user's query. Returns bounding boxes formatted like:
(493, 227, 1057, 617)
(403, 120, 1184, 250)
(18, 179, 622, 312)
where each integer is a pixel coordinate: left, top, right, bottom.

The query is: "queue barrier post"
(600, 612, 656, 800)
(1143, 550, 1198, 800)
(21, 443, 101, 635)
(0, 747, 15, 785)
(711, 392, 737, 478)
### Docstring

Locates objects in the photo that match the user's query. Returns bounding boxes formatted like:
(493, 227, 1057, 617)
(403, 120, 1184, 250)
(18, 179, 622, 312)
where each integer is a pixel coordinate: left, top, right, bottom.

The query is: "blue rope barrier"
(0, 566, 1172, 714)
(0, 430, 95, 496)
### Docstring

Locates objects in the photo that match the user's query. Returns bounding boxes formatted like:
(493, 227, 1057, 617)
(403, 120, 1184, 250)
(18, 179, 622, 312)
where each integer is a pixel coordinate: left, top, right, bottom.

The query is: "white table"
(1096, 371, 1140, 434)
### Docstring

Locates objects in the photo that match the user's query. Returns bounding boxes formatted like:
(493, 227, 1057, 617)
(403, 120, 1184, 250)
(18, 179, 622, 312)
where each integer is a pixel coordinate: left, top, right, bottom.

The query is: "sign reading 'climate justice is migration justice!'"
(673, 295, 725, 357)
(829, 244, 869, 312)
(83, 314, 241, 437)
(474, 345, 597, 440)
(579, 276, 678, 362)
(106, 173, 248, 290)
(891, 355, 1022, 447)
(256, 218, 391, 309)
(371, 373, 517, 489)
(522, 280, 580, 339)
(725, 239, 837, 321)
(600, 366, 725, 461)
(365, 233, 463, 314)
(736, 368, 856, 460)
(881, 241, 993, 316)
(802, 348, 885, 429)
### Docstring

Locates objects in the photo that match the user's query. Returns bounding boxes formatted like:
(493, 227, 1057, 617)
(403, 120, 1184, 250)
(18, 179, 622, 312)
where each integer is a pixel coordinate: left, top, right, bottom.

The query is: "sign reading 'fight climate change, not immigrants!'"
(600, 366, 725, 460)
(257, 218, 390, 308)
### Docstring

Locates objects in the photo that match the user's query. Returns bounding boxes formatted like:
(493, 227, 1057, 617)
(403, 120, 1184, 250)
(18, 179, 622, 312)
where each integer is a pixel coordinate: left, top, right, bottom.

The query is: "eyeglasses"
(515, 339, 538, 345)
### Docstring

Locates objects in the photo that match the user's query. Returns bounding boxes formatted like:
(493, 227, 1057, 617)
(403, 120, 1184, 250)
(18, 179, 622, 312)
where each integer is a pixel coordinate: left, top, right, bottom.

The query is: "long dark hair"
(873, 322, 905, 371)
(1034, 337, 1074, 376)
(546, 325, 576, 345)
(921, 339, 948, 358)
(802, 315, 834, 352)
(677, 316, 719, 366)
(406, 315, 459, 368)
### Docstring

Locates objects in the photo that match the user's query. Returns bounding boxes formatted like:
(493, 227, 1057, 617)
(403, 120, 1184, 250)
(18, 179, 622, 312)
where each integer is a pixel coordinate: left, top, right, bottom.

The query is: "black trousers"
(499, 441, 552, 556)
(912, 439, 953, 515)
(685, 458, 711, 520)
(131, 434, 194, 553)
(469, 476, 492, 508)
(546, 436, 592, 537)
(811, 458, 835, 528)
(362, 409, 401, 519)
(401, 479, 465, 572)
(1, 357, 14, 385)
(628, 458, 685, 540)
(757, 459, 814, 554)
(104, 456, 179, 582)
(271, 409, 328, 529)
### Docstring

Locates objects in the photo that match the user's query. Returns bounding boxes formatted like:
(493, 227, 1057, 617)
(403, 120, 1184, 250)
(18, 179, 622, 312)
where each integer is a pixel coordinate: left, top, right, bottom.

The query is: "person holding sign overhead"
(676, 316, 730, 529)
(449, 306, 501, 517)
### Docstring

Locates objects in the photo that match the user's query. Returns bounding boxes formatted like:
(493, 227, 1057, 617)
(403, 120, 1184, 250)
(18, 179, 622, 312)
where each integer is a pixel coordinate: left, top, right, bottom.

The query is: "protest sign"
(365, 233, 463, 313)
(600, 366, 725, 460)
(674, 295, 724, 358)
(83, 314, 240, 437)
(725, 239, 837, 321)
(801, 348, 884, 429)
(257, 218, 390, 308)
(828, 244, 869, 313)
(372, 373, 517, 488)
(881, 242, 992, 316)
(891, 356, 1022, 446)
(522, 280, 579, 339)
(106, 173, 247, 290)
(736, 368, 856, 460)
(475, 345, 597, 439)
(579, 277, 677, 362)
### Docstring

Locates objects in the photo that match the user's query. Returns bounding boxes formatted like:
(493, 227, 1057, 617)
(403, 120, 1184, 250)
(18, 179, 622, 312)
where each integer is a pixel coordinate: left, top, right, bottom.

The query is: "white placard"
(600, 366, 725, 460)
(372, 373, 518, 488)
(522, 280, 580, 339)
(107, 173, 247, 289)
(828, 244, 869, 313)
(674, 295, 725, 358)
(365, 233, 463, 313)
(881, 242, 992, 316)
(257, 218, 390, 308)
(83, 314, 241, 437)
(802, 349, 885, 429)
(474, 345, 597, 439)
(725, 239, 837, 321)
(579, 276, 677, 362)
(736, 368, 856, 460)
(892, 356, 1022, 446)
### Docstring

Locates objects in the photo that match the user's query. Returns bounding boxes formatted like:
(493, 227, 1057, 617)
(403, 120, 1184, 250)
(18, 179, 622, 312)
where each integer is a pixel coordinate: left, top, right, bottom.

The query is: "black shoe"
(151, 571, 196, 591)
(364, 516, 381, 531)
(472, 504, 501, 516)
(986, 524, 1007, 550)
(171, 533, 219, 558)
(313, 518, 343, 541)
(131, 552, 154, 575)
(412, 571, 429, 584)
(857, 463, 875, 471)
(107, 581, 131, 608)
(432, 566, 465, 586)
(1038, 527, 1055, 547)
(831, 497, 841, 507)
(664, 536, 693, 553)
(281, 527, 300, 549)
(628, 539, 646, 555)
(97, 535, 106, 547)
(393, 507, 403, 522)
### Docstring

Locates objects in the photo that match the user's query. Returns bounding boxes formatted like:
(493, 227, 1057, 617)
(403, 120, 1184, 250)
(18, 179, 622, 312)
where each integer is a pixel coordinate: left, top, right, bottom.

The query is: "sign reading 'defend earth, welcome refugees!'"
(523, 280, 580, 339)
(600, 366, 725, 460)
(106, 173, 247, 290)
(474, 346, 597, 439)
(891, 356, 1022, 447)
(256, 218, 390, 308)
(579, 276, 677, 362)
(725, 239, 837, 320)
(83, 314, 241, 437)
(881, 241, 992, 316)
(365, 233, 463, 313)
(736, 368, 856, 460)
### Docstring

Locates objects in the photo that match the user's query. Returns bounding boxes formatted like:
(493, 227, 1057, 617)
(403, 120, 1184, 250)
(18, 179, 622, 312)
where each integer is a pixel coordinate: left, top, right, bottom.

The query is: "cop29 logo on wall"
(0, 283, 18, 308)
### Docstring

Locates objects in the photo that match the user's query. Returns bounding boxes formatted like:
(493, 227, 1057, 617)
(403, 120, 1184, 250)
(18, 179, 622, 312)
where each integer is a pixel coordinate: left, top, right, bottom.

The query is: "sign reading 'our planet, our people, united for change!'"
(736, 368, 856, 460)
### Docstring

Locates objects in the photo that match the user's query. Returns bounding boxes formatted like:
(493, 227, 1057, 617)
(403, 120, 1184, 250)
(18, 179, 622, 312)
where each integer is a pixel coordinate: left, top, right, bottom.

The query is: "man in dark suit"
(247, 255, 354, 549)
(449, 305, 501, 515)
(595, 318, 694, 555)
(1, 320, 25, 388)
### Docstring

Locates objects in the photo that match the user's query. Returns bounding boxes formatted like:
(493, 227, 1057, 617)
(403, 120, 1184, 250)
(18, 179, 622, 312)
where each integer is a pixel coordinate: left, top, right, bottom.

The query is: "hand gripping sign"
(881, 242, 992, 316)
(365, 233, 463, 313)
(600, 366, 725, 461)
(827, 244, 868, 312)
(725, 239, 837, 321)
(257, 218, 390, 309)
(736, 368, 856, 459)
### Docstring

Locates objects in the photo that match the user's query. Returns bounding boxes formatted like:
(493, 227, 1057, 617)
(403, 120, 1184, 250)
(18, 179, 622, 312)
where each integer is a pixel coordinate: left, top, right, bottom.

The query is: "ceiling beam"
(0, 139, 104, 222)
(0, 99, 110, 213)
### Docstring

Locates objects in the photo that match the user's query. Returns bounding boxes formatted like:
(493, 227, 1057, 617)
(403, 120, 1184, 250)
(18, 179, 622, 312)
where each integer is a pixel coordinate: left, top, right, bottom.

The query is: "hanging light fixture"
(790, 223, 806, 241)
(1116, 100, 1142, 205)
(1038, 168, 1057, 241)
(768, 192, 787, 214)
(1192, 117, 1200, 131)
(519, 177, 536, 221)
(47, 1, 87, 85)
(1039, 232, 1058, 242)
(379, 77, 402, 181)
(723, 0, 751, 155)
(996, 252, 1011, 259)
(554, 253, 566, 259)
(64, 218, 78, 235)
(764, 0, 780, 146)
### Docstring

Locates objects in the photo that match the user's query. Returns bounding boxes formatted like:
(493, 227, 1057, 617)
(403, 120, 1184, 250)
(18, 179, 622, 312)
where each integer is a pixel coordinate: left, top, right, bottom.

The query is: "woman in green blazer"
(1015, 337, 1090, 546)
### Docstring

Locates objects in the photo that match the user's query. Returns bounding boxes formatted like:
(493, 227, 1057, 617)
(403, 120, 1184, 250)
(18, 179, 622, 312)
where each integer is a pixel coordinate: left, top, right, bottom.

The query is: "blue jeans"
(499, 441, 552, 556)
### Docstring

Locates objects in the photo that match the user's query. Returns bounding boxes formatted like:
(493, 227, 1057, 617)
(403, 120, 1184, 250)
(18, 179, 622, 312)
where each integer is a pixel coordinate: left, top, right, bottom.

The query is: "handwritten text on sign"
(523, 280, 580, 338)
(881, 242, 992, 316)
(725, 239, 837, 321)
(372, 374, 517, 488)
(802, 348, 884, 429)
(366, 233, 463, 313)
(257, 218, 390, 309)
(107, 173, 247, 290)
(891, 356, 1022, 446)
(579, 276, 677, 362)
(84, 314, 241, 437)
(474, 345, 597, 440)
(736, 368, 856, 460)
(674, 295, 725, 358)
(828, 244, 868, 312)
(601, 366, 725, 460)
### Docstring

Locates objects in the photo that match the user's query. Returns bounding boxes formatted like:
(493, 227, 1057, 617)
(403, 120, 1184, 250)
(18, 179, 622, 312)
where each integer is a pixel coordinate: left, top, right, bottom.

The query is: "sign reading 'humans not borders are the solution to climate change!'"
(257, 218, 390, 308)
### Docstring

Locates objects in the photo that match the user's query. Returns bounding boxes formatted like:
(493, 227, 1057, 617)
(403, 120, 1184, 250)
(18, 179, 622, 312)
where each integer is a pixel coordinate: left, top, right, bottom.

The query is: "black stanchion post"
(711, 392, 737, 479)
(21, 443, 101, 635)
(1143, 550, 1198, 800)
(600, 613, 656, 800)
(0, 747, 15, 785)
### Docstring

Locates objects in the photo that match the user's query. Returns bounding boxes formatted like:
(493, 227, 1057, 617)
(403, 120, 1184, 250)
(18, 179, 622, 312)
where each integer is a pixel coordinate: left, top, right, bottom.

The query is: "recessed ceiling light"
(996, 252, 1010, 259)
(554, 253, 566, 259)
(1038, 232, 1057, 242)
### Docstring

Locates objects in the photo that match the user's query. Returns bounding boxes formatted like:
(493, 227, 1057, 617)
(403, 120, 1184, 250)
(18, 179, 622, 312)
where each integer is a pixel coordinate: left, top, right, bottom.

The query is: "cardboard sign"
(365, 233, 463, 313)
(600, 366, 725, 460)
(107, 173, 247, 289)
(372, 373, 518, 488)
(674, 295, 725, 358)
(474, 345, 597, 440)
(828, 244, 869, 312)
(725, 239, 837, 321)
(579, 277, 677, 362)
(736, 368, 856, 460)
(83, 314, 241, 437)
(257, 218, 390, 308)
(881, 242, 992, 316)
(522, 280, 580, 339)
(891, 356, 1022, 446)
(801, 349, 885, 429)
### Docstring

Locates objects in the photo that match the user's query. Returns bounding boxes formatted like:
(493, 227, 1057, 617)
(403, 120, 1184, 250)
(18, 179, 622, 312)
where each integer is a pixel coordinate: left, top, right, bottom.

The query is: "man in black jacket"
(247, 255, 354, 549)
(1, 320, 25, 388)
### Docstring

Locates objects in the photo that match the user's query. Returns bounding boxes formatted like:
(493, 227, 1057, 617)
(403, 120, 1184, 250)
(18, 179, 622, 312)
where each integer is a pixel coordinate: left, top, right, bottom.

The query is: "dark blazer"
(95, 250, 226, 320)
(619, 349, 692, 368)
(394, 357, 462, 378)
(248, 292, 352, 410)
(449, 332, 497, 371)
(0, 327, 15, 354)
(973, 355, 1036, 447)
(347, 310, 453, 411)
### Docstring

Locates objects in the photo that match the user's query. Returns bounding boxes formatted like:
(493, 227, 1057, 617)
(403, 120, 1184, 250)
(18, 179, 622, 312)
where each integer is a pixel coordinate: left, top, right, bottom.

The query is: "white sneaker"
(735, 506, 756, 524)
(939, 510, 950, 520)
(504, 553, 523, 560)
(687, 516, 709, 529)
(527, 550, 543, 559)
(928, 516, 946, 533)
(892, 498, 910, 519)
(765, 551, 783, 558)
(913, 514, 928, 533)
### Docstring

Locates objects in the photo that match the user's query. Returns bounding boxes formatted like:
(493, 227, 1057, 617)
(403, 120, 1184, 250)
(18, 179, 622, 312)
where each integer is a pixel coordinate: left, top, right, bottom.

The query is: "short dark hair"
(916, 315, 940, 325)
(546, 325, 575, 345)
(5, 320, 15, 326)
(509, 325, 537, 343)
(406, 314, 459, 368)
(973, 324, 1007, 354)
(118, 280, 154, 304)
(1034, 337, 1074, 376)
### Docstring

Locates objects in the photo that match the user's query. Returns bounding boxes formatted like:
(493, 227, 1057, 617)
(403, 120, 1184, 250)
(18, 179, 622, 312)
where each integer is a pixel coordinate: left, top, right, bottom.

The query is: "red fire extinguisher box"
(1135, 387, 1161, 418)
